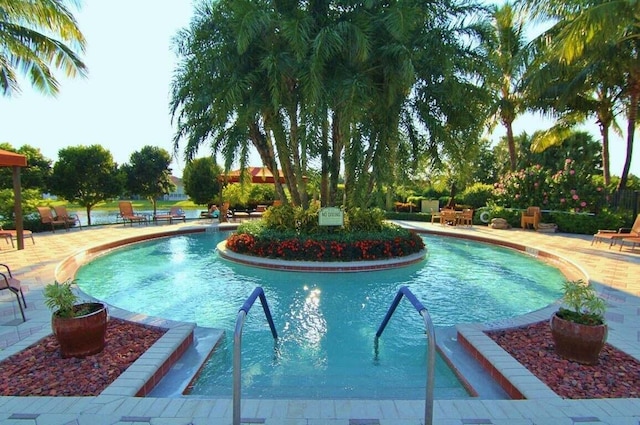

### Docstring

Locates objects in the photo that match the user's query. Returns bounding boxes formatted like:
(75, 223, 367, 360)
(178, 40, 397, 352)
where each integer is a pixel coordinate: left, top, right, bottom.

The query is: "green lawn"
(59, 199, 204, 213)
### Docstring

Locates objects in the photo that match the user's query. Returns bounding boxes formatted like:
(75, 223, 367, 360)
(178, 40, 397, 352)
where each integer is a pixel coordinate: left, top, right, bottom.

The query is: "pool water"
(75, 231, 565, 399)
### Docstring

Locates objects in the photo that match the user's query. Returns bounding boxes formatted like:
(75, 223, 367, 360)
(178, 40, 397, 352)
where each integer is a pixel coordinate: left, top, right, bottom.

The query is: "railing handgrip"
(233, 287, 278, 425)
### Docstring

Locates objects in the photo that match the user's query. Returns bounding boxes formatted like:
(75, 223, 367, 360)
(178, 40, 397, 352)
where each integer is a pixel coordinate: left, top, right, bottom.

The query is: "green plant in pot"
(549, 279, 607, 365)
(44, 280, 109, 359)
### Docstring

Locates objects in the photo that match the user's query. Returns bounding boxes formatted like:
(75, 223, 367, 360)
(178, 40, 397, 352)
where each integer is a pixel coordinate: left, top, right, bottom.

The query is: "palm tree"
(485, 3, 533, 171)
(0, 0, 87, 96)
(525, 0, 640, 190)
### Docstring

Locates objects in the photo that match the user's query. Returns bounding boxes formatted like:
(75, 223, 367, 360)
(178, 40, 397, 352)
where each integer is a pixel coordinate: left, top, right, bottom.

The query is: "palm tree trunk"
(618, 84, 639, 191)
(505, 120, 517, 171)
(597, 118, 611, 187)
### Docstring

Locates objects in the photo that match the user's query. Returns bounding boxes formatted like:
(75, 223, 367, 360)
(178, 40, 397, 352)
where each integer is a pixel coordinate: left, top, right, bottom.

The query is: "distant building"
(163, 176, 188, 201)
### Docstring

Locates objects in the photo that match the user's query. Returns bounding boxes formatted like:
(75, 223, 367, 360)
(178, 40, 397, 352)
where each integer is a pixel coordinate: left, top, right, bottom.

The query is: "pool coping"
(45, 223, 602, 402)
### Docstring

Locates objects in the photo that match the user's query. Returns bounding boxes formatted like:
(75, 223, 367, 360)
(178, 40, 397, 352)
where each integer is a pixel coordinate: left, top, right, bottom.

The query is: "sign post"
(319, 207, 344, 227)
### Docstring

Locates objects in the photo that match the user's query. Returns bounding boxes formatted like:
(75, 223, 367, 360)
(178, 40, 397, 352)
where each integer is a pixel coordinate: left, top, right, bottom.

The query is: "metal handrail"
(375, 286, 436, 425)
(233, 287, 278, 425)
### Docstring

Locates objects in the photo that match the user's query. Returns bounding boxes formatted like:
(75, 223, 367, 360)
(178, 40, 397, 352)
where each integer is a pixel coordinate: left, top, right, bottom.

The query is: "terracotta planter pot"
(549, 312, 607, 365)
(52, 302, 109, 359)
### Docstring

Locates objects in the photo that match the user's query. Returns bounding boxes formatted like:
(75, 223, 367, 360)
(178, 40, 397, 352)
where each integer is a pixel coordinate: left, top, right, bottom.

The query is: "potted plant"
(549, 279, 607, 365)
(43, 280, 109, 359)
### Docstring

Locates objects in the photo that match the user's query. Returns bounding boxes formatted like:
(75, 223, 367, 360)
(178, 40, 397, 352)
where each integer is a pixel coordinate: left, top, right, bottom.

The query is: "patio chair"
(521, 206, 541, 230)
(440, 208, 458, 226)
(118, 201, 148, 226)
(53, 205, 82, 229)
(592, 213, 640, 248)
(617, 236, 640, 252)
(430, 208, 442, 224)
(169, 206, 186, 223)
(458, 208, 474, 227)
(37, 206, 69, 232)
(0, 225, 35, 248)
(0, 263, 26, 322)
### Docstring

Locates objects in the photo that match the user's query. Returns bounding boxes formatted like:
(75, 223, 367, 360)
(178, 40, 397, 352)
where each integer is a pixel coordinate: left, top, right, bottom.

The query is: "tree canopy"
(182, 156, 222, 206)
(171, 0, 492, 209)
(122, 146, 175, 216)
(49, 145, 122, 225)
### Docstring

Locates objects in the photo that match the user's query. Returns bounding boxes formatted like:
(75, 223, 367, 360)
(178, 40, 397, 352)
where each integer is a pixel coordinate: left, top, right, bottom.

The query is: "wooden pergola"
(0, 149, 28, 250)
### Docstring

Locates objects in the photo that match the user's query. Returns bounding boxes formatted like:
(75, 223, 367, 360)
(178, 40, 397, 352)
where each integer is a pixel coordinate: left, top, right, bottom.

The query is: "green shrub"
(261, 204, 297, 231)
(460, 183, 493, 209)
(384, 211, 431, 222)
(550, 210, 627, 234)
(479, 205, 522, 227)
(345, 207, 385, 232)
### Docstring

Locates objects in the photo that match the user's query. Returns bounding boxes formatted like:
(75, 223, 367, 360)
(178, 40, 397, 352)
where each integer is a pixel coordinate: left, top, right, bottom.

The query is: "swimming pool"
(75, 231, 565, 399)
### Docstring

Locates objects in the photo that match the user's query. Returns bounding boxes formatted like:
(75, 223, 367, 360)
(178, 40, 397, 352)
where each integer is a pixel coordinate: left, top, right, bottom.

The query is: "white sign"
(319, 207, 344, 226)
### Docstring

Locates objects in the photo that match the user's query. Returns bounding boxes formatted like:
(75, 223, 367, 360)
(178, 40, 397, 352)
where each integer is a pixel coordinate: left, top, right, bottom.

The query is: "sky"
(0, 0, 638, 179)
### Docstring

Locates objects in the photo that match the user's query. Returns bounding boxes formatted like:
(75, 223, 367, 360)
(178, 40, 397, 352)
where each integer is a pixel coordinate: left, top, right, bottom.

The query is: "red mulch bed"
(0, 318, 166, 396)
(486, 321, 640, 399)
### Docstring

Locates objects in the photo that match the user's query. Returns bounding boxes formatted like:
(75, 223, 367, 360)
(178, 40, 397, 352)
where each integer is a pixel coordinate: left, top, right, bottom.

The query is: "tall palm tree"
(485, 3, 532, 171)
(0, 0, 86, 96)
(525, 0, 640, 190)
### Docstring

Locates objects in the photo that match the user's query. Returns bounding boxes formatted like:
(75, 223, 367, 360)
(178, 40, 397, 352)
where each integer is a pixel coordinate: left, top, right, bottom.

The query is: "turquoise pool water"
(75, 231, 565, 399)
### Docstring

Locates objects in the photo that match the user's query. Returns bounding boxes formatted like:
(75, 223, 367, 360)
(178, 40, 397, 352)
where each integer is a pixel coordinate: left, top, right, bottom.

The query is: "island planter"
(549, 312, 607, 365)
(52, 302, 109, 358)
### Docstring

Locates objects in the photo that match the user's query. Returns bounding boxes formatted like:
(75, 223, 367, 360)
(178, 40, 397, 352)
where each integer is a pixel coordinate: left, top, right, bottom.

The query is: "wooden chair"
(521, 206, 541, 230)
(0, 263, 26, 322)
(37, 206, 69, 232)
(430, 208, 442, 224)
(53, 205, 82, 229)
(118, 201, 148, 226)
(457, 208, 474, 227)
(440, 208, 458, 226)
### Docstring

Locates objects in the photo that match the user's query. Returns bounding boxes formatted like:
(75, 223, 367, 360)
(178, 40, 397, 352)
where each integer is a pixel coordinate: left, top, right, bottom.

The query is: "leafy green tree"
(0, 143, 52, 192)
(49, 145, 122, 225)
(122, 146, 175, 216)
(182, 157, 222, 206)
(0, 0, 87, 96)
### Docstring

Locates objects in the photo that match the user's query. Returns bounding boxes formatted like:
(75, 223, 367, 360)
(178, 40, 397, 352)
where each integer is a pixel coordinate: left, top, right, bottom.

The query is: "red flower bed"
(225, 231, 425, 261)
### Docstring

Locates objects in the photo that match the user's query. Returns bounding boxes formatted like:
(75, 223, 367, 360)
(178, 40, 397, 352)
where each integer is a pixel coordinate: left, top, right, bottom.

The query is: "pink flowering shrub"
(547, 159, 600, 213)
(493, 160, 600, 213)
(492, 165, 551, 209)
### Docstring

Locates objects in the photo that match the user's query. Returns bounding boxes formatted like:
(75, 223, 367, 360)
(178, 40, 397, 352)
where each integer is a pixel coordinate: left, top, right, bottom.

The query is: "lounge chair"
(0, 263, 26, 322)
(521, 206, 541, 230)
(0, 225, 35, 248)
(53, 205, 82, 229)
(118, 201, 148, 226)
(169, 207, 186, 223)
(592, 214, 640, 248)
(618, 236, 640, 252)
(37, 206, 69, 232)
